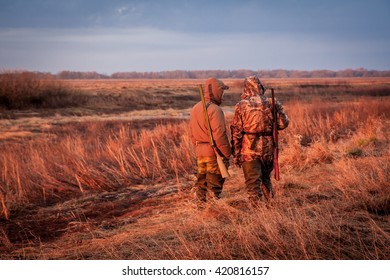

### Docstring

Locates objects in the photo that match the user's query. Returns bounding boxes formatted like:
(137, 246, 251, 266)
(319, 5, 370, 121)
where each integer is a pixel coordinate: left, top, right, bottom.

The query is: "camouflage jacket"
(231, 94, 289, 163)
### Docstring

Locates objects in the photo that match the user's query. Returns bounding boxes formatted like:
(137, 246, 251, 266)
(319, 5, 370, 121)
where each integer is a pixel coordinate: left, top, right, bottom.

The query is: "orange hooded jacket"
(189, 78, 232, 158)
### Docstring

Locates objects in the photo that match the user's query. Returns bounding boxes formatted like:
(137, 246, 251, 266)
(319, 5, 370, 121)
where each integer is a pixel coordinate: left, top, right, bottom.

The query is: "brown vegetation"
(0, 77, 389, 259)
(0, 72, 87, 109)
(1, 72, 389, 112)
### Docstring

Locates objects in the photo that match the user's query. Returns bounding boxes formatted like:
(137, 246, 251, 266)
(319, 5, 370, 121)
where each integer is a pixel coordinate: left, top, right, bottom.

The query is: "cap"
(217, 79, 229, 90)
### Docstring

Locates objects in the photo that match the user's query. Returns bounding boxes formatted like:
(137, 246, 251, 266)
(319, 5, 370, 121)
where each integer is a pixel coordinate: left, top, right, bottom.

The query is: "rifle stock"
(198, 84, 230, 178)
(271, 88, 280, 181)
(216, 153, 230, 178)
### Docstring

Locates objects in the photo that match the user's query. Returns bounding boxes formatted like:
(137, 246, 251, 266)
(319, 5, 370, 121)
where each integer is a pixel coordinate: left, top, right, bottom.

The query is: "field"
(0, 77, 389, 259)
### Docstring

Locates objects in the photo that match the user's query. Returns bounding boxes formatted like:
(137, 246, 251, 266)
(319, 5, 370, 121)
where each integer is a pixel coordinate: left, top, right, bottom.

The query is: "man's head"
(241, 76, 265, 99)
(204, 78, 229, 105)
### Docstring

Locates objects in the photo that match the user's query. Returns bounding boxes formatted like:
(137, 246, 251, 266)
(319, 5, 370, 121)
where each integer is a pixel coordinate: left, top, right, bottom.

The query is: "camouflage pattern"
(231, 76, 289, 164)
(231, 76, 289, 203)
(197, 156, 221, 175)
(194, 156, 224, 203)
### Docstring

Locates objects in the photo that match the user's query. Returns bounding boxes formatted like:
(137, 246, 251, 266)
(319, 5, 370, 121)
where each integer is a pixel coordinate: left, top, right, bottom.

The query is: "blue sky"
(0, 0, 389, 74)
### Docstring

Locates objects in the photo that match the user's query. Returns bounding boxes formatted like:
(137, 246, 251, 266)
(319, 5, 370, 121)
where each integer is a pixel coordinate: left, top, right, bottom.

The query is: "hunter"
(189, 78, 231, 207)
(231, 76, 289, 205)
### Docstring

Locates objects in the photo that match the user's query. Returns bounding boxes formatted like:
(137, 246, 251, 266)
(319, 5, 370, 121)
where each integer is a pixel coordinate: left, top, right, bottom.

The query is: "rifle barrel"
(198, 85, 215, 147)
(198, 84, 230, 178)
(271, 88, 280, 181)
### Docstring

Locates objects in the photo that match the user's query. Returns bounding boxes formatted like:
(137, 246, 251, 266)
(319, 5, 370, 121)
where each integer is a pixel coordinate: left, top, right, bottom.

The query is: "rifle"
(271, 88, 280, 181)
(198, 84, 230, 178)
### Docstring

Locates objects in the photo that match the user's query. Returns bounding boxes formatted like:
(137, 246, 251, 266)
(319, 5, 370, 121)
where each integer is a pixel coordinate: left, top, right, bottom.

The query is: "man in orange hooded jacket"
(189, 78, 231, 207)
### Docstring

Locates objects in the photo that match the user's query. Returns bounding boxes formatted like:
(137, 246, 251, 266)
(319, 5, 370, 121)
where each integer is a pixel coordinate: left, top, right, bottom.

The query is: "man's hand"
(223, 157, 230, 168)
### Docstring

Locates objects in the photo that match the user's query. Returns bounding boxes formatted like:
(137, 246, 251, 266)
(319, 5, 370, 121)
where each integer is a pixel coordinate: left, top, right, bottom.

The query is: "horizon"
(1, 0, 389, 73)
(3, 68, 389, 77)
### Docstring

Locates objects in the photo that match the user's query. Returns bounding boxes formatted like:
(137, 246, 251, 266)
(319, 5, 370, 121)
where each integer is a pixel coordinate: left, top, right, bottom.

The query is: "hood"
(204, 78, 229, 105)
(241, 76, 265, 99)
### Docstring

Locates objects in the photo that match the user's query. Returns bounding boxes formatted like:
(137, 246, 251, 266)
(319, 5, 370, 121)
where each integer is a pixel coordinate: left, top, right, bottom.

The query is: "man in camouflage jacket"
(189, 78, 231, 207)
(231, 76, 289, 204)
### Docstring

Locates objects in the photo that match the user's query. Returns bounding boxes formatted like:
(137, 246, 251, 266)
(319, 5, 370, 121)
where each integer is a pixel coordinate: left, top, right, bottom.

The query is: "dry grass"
(63, 77, 390, 106)
(0, 119, 193, 208)
(0, 78, 389, 260)
(0, 72, 87, 109)
(1, 75, 389, 114)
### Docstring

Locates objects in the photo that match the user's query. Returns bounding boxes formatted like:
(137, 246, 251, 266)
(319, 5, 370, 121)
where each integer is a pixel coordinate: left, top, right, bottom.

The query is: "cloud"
(116, 6, 137, 15)
(116, 7, 128, 15)
(1, 27, 389, 73)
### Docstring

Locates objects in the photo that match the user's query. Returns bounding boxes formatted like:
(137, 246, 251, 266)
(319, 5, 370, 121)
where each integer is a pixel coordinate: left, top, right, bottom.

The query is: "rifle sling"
(243, 131, 273, 137)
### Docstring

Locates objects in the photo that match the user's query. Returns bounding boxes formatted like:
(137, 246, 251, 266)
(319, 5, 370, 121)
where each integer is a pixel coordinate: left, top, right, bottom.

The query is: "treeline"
(3, 68, 390, 80)
(56, 68, 390, 79)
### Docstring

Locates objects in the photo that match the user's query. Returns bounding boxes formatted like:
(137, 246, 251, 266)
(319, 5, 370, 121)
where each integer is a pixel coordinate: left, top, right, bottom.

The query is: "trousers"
(193, 156, 225, 202)
(242, 158, 274, 201)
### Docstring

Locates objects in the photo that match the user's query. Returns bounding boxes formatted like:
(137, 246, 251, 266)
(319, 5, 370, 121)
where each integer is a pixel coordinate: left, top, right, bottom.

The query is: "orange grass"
(0, 85, 389, 259)
(0, 72, 87, 109)
(0, 120, 194, 208)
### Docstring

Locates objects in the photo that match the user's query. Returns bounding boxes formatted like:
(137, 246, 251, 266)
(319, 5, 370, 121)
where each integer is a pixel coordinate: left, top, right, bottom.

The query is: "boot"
(262, 181, 275, 200)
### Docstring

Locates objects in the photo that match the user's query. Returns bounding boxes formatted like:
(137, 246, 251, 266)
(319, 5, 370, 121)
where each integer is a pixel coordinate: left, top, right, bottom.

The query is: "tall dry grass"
(0, 71, 87, 109)
(132, 97, 389, 260)
(0, 120, 194, 217)
(0, 96, 389, 259)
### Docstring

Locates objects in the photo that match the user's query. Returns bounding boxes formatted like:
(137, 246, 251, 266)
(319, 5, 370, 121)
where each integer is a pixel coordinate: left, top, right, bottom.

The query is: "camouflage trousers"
(242, 158, 274, 202)
(193, 156, 225, 203)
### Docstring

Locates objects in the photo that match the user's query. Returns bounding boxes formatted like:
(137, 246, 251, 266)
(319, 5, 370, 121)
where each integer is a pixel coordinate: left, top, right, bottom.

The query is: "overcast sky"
(0, 0, 389, 74)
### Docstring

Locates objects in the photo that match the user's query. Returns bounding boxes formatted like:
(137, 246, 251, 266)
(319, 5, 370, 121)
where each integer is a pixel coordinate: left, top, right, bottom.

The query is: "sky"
(0, 0, 389, 74)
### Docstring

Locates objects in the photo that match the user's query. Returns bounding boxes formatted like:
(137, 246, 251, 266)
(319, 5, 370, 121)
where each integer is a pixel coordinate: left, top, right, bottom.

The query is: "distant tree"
(49, 69, 390, 79)
(57, 71, 109, 79)
(310, 70, 336, 78)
